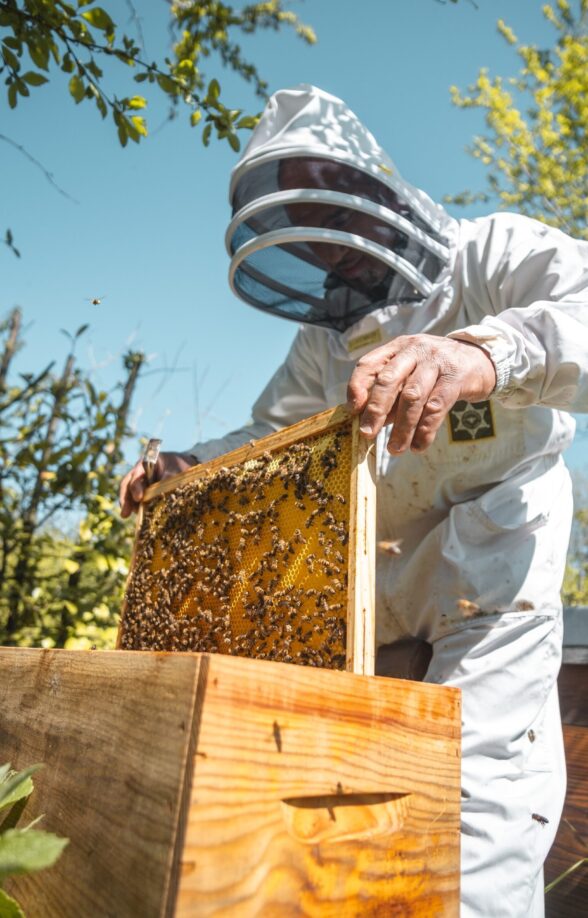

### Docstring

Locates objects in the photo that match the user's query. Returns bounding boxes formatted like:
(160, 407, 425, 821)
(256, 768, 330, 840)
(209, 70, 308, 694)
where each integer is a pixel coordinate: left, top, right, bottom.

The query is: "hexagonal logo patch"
(448, 400, 495, 442)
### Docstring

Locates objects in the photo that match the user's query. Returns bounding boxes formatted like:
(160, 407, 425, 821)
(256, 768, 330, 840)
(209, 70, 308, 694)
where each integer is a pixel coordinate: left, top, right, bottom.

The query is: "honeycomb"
(119, 411, 357, 669)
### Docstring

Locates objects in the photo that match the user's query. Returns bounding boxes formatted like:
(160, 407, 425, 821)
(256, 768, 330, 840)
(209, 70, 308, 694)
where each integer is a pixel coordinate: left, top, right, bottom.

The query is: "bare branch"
(3, 228, 20, 258)
(124, 0, 147, 53)
(0, 307, 22, 393)
(0, 134, 79, 203)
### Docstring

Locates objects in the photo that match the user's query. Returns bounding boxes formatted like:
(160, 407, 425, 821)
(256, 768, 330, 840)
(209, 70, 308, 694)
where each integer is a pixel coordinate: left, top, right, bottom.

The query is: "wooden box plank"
(178, 654, 461, 917)
(557, 661, 588, 726)
(545, 662, 588, 918)
(0, 647, 203, 918)
(1, 648, 460, 917)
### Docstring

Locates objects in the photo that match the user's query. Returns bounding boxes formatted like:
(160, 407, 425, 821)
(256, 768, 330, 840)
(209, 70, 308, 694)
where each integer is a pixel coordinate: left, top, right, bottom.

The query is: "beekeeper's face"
(279, 157, 408, 288)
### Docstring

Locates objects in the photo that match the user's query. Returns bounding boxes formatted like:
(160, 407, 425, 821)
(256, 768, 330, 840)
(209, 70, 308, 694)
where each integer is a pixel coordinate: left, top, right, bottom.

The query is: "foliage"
(0, 0, 316, 151)
(0, 307, 143, 649)
(448, 0, 588, 237)
(0, 762, 68, 917)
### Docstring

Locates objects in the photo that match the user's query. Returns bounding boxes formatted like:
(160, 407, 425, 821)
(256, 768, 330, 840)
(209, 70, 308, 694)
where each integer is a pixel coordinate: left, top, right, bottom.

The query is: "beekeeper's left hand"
(347, 334, 497, 454)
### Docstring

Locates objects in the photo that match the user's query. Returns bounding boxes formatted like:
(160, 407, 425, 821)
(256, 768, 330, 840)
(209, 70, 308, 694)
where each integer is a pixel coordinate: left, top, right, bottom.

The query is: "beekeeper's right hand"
(119, 452, 197, 518)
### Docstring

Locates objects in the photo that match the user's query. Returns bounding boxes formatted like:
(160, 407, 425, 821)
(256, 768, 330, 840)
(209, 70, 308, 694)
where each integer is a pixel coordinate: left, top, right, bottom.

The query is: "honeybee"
(377, 539, 403, 556)
(86, 295, 106, 305)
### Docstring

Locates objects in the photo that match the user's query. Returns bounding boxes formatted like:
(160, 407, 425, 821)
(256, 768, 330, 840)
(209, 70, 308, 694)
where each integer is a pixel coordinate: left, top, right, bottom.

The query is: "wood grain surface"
(545, 662, 588, 917)
(1, 647, 203, 918)
(178, 653, 461, 917)
(557, 662, 588, 726)
(545, 715, 588, 916)
(1, 648, 461, 917)
(347, 417, 376, 676)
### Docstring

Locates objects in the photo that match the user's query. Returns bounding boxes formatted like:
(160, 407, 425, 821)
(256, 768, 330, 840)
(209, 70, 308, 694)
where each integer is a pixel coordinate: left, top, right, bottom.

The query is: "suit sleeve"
(447, 213, 588, 411)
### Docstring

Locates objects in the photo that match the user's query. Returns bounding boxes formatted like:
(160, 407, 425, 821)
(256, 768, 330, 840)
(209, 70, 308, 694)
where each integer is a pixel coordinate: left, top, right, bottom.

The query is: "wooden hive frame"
(118, 405, 377, 675)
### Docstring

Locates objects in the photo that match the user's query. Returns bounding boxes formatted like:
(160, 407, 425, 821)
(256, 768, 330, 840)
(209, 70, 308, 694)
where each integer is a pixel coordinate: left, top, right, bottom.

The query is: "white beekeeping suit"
(190, 85, 588, 916)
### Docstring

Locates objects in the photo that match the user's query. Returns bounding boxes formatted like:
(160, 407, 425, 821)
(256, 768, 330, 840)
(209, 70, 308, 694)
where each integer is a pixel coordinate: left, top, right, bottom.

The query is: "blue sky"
(2, 0, 585, 470)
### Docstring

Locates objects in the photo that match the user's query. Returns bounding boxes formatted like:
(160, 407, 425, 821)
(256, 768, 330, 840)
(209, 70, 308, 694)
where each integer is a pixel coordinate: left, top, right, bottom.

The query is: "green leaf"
(2, 46, 20, 72)
(0, 828, 69, 879)
(0, 766, 40, 812)
(69, 75, 85, 104)
(156, 73, 176, 94)
(202, 123, 212, 146)
(86, 60, 103, 79)
(80, 8, 115, 34)
(190, 110, 202, 126)
(0, 889, 25, 918)
(117, 123, 128, 147)
(130, 115, 147, 137)
(7, 84, 17, 109)
(15, 79, 29, 98)
(96, 95, 107, 119)
(63, 559, 80, 575)
(0, 776, 33, 812)
(61, 53, 74, 74)
(127, 96, 146, 110)
(228, 132, 240, 152)
(236, 115, 258, 130)
(208, 78, 220, 101)
(22, 72, 48, 87)
(28, 42, 50, 71)
(0, 794, 30, 834)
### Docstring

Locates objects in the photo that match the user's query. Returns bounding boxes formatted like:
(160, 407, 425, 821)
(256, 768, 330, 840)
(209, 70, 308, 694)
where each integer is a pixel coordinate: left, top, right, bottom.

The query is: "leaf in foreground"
(0, 888, 25, 918)
(0, 829, 69, 880)
(0, 767, 41, 812)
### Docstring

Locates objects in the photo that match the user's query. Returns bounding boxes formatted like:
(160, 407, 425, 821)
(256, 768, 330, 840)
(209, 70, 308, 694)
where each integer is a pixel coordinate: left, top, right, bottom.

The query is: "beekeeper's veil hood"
(226, 84, 454, 333)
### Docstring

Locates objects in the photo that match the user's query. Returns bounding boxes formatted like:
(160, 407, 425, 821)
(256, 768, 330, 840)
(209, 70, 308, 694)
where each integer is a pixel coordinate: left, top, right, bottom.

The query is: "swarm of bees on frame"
(120, 424, 353, 669)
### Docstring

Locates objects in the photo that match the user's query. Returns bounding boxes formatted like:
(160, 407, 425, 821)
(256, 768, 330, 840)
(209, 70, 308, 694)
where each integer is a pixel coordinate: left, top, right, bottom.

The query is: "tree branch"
(0, 134, 78, 203)
(0, 307, 22, 393)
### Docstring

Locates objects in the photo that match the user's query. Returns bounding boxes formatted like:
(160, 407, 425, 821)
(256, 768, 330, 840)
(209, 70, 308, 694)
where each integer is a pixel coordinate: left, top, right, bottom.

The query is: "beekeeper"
(120, 85, 588, 916)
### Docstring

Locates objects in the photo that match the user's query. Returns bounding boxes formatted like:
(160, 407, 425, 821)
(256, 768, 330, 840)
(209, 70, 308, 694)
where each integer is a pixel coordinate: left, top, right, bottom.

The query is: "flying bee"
(85, 295, 106, 305)
(377, 539, 403, 557)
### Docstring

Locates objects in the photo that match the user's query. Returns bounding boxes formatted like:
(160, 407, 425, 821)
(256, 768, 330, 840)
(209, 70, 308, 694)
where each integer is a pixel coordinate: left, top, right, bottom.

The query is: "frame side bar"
(346, 417, 376, 675)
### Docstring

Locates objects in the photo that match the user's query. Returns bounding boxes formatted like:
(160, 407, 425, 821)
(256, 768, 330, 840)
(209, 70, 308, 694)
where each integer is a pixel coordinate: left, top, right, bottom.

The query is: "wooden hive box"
(1, 647, 461, 917)
(119, 406, 376, 674)
(545, 631, 588, 917)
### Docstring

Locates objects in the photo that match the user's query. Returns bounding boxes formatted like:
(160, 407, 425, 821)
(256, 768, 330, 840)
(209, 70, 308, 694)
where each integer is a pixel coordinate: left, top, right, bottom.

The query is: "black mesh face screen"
(233, 157, 406, 214)
(229, 157, 446, 330)
(235, 243, 408, 331)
